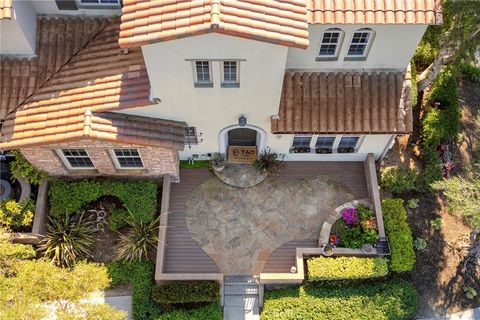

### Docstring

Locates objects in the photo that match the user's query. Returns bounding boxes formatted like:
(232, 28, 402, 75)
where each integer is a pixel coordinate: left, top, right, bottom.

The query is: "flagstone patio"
(185, 175, 355, 275)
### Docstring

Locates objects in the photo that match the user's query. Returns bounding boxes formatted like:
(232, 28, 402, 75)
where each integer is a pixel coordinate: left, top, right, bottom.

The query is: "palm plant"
(40, 212, 95, 267)
(115, 210, 159, 262)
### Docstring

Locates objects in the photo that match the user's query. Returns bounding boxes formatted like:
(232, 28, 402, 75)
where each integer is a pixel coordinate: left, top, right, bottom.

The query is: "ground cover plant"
(49, 179, 158, 222)
(261, 279, 418, 320)
(307, 256, 388, 281)
(152, 281, 219, 309)
(0, 198, 34, 229)
(382, 199, 415, 272)
(154, 300, 222, 320)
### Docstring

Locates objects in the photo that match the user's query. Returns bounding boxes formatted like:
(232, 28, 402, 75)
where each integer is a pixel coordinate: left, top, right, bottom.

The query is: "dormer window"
(317, 28, 343, 60)
(346, 28, 373, 60)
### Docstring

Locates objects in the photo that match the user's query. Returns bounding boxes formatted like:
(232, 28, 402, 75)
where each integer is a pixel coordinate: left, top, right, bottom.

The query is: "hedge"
(154, 300, 222, 320)
(380, 166, 417, 194)
(382, 199, 416, 272)
(49, 179, 158, 222)
(107, 261, 159, 320)
(262, 279, 419, 320)
(307, 257, 388, 281)
(152, 281, 219, 307)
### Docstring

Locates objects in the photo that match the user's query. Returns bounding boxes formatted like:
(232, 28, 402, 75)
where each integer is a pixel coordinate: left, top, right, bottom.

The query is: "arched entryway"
(218, 124, 267, 155)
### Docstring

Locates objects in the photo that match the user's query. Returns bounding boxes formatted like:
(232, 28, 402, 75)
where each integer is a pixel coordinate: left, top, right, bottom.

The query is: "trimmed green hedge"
(154, 300, 222, 320)
(382, 199, 416, 272)
(307, 257, 388, 281)
(107, 261, 159, 320)
(262, 279, 419, 320)
(152, 281, 219, 307)
(49, 179, 157, 221)
(381, 166, 417, 194)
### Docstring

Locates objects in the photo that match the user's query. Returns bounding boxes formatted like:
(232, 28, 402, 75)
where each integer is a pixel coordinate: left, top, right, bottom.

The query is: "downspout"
(379, 134, 396, 162)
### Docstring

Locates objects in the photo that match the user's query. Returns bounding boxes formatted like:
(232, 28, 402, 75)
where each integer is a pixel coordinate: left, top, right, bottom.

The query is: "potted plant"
(321, 243, 335, 257)
(252, 148, 284, 175)
(210, 153, 225, 172)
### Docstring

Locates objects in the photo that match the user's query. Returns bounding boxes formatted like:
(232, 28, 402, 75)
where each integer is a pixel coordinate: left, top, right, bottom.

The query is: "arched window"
(318, 28, 343, 58)
(347, 28, 374, 58)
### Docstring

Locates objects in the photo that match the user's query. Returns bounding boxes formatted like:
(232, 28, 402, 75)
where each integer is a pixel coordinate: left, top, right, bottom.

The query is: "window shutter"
(55, 0, 78, 10)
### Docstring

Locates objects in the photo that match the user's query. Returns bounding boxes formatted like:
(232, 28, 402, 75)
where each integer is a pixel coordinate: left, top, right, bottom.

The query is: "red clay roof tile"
(119, 0, 310, 49)
(272, 71, 413, 134)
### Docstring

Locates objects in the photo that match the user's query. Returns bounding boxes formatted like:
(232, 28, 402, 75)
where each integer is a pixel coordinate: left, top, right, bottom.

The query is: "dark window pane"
(292, 136, 312, 148)
(113, 149, 144, 168)
(62, 149, 94, 168)
(315, 137, 335, 148)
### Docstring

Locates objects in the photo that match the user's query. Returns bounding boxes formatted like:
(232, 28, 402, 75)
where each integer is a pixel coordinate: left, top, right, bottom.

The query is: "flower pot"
(362, 243, 373, 254)
(213, 165, 224, 172)
(322, 244, 334, 257)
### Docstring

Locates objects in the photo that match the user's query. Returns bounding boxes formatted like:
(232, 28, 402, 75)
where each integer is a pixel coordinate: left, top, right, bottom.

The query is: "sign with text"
(228, 146, 257, 164)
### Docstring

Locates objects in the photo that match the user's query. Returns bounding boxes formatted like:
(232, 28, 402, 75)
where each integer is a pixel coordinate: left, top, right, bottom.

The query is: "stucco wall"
(286, 24, 427, 71)
(20, 140, 179, 180)
(0, 0, 36, 55)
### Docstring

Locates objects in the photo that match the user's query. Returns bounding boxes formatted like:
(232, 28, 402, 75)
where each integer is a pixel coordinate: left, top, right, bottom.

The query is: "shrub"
(108, 208, 129, 231)
(432, 176, 480, 227)
(341, 227, 378, 249)
(0, 198, 35, 228)
(0, 241, 36, 260)
(9, 150, 48, 185)
(460, 63, 480, 83)
(40, 212, 95, 267)
(414, 238, 427, 250)
(49, 179, 158, 222)
(381, 166, 417, 194)
(407, 198, 419, 209)
(155, 300, 222, 320)
(382, 199, 415, 272)
(307, 257, 388, 281)
(252, 148, 284, 175)
(152, 281, 219, 307)
(431, 218, 443, 230)
(116, 212, 159, 262)
(107, 261, 159, 319)
(262, 279, 419, 320)
(341, 208, 359, 225)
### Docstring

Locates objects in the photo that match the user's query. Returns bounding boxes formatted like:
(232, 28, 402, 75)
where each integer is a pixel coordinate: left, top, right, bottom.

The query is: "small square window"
(185, 126, 199, 145)
(318, 29, 342, 57)
(61, 149, 95, 168)
(113, 149, 144, 168)
(315, 136, 335, 154)
(338, 137, 360, 153)
(194, 61, 213, 87)
(290, 136, 312, 153)
(221, 61, 240, 88)
(347, 29, 372, 57)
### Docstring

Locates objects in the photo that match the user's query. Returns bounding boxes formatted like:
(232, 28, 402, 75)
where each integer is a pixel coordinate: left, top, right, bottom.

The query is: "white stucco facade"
(0, 0, 36, 55)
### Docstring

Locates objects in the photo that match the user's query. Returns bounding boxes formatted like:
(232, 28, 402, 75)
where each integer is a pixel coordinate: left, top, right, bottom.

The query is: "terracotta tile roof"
(0, 18, 184, 150)
(271, 71, 413, 134)
(307, 0, 442, 25)
(119, 0, 309, 49)
(0, 17, 109, 121)
(0, 0, 12, 19)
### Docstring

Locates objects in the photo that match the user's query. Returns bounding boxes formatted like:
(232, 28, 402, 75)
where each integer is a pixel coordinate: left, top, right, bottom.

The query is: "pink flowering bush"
(342, 208, 359, 225)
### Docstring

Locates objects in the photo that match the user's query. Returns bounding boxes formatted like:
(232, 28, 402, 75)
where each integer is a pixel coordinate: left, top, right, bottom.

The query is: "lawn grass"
(262, 279, 418, 320)
(179, 160, 210, 169)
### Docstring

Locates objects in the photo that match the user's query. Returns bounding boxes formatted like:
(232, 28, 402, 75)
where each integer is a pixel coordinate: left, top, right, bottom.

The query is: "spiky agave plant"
(115, 210, 159, 262)
(40, 212, 95, 267)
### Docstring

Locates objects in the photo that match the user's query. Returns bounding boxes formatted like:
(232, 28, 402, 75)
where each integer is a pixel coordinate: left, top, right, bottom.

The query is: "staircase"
(222, 276, 262, 320)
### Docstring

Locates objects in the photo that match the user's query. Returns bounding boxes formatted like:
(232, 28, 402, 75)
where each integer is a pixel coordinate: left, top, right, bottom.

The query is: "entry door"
(228, 128, 257, 146)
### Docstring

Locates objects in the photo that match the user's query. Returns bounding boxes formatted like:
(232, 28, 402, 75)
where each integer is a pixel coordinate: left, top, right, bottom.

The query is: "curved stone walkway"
(185, 175, 354, 275)
(213, 164, 268, 188)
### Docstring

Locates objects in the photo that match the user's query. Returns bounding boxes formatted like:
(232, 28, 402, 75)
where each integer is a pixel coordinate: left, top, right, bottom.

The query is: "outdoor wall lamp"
(238, 115, 247, 126)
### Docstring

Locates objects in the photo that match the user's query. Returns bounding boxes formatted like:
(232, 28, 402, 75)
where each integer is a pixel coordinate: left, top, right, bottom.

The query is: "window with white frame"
(315, 136, 336, 154)
(290, 135, 362, 154)
(194, 61, 213, 87)
(59, 149, 95, 169)
(337, 136, 360, 153)
(318, 28, 343, 58)
(111, 149, 144, 168)
(77, 0, 120, 7)
(185, 126, 198, 145)
(290, 136, 312, 153)
(346, 28, 373, 58)
(221, 61, 240, 87)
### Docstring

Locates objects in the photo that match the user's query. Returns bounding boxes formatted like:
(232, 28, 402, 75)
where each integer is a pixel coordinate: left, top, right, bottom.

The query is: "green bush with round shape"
(382, 199, 416, 272)
(262, 279, 419, 320)
(307, 257, 388, 281)
(381, 166, 417, 194)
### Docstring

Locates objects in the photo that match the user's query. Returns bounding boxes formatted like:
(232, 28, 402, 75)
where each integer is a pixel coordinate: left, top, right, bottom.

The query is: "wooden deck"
(164, 161, 368, 275)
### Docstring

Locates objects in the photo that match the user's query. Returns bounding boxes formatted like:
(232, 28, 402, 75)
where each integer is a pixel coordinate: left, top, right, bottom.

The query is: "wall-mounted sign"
(228, 146, 257, 164)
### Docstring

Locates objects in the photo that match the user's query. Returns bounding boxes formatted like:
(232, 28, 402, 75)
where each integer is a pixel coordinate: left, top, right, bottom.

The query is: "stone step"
(223, 295, 259, 308)
(224, 275, 259, 284)
(224, 285, 259, 295)
(223, 306, 260, 320)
